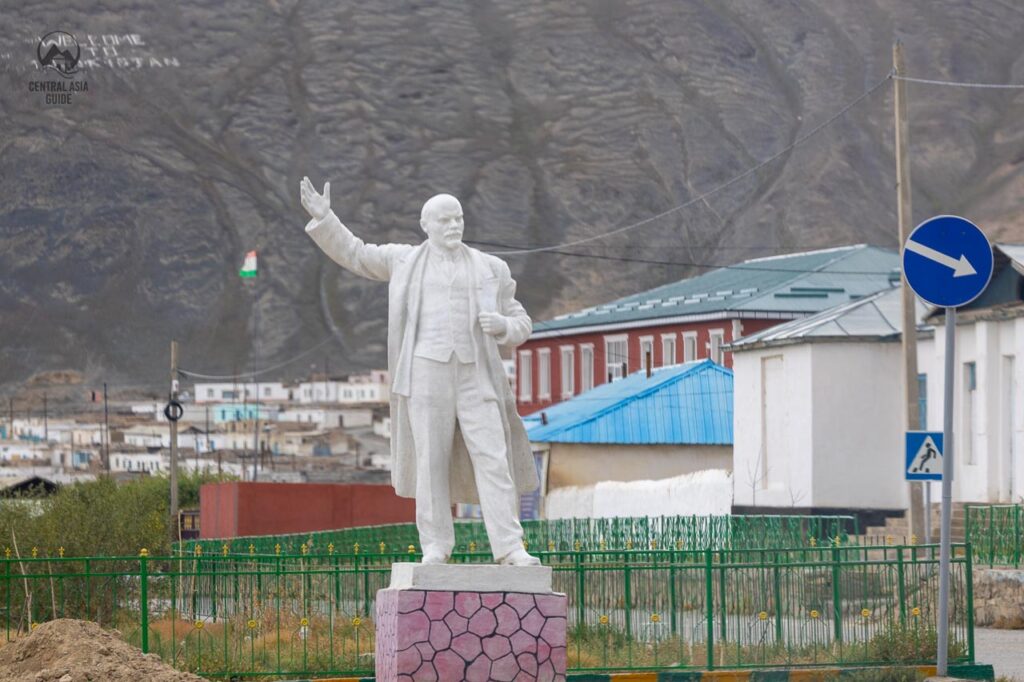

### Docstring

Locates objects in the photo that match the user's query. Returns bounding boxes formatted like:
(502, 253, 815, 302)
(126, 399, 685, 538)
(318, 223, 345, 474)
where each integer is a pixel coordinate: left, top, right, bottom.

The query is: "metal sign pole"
(936, 306, 956, 675)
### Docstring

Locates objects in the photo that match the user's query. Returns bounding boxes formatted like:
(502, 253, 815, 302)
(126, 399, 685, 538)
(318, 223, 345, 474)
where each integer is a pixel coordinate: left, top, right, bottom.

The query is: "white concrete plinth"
(388, 561, 553, 593)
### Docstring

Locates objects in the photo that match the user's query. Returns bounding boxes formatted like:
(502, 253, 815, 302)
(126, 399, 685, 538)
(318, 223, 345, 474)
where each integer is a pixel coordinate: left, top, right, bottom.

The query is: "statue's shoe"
(421, 551, 449, 565)
(498, 548, 541, 567)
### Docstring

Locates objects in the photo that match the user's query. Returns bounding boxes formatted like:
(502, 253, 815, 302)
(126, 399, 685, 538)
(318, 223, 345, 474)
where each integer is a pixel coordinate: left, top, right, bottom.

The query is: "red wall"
(200, 482, 417, 539)
(516, 317, 781, 415)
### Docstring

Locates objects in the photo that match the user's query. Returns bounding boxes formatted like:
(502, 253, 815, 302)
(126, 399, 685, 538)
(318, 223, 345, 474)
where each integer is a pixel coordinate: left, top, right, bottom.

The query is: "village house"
(517, 245, 899, 415)
(729, 243, 1024, 517)
(525, 360, 733, 511)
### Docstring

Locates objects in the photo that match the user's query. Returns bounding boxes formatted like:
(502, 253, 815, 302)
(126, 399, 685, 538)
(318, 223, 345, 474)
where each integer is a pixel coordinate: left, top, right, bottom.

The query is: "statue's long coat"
(305, 212, 539, 503)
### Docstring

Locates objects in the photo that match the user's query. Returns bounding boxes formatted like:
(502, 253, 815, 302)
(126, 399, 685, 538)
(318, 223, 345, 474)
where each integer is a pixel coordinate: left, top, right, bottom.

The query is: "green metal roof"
(532, 245, 900, 336)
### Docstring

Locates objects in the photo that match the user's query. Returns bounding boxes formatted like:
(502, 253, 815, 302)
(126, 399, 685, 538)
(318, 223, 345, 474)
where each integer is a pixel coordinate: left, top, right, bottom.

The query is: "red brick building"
(517, 245, 899, 415)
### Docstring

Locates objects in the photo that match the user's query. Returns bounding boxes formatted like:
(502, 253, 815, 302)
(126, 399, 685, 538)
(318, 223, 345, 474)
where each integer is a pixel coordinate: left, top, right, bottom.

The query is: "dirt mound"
(0, 619, 207, 682)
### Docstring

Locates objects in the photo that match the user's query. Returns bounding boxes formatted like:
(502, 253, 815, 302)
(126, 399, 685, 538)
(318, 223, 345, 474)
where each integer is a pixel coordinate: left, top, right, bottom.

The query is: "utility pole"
(893, 40, 925, 542)
(43, 394, 48, 442)
(7, 398, 12, 437)
(102, 382, 110, 471)
(169, 340, 180, 542)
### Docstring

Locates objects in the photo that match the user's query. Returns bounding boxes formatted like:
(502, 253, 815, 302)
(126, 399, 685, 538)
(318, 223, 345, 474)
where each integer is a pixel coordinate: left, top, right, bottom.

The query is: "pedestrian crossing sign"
(906, 431, 944, 481)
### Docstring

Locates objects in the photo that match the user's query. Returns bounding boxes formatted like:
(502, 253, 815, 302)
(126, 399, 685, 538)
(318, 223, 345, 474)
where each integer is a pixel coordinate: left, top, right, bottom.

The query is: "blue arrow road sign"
(906, 431, 944, 481)
(902, 215, 993, 308)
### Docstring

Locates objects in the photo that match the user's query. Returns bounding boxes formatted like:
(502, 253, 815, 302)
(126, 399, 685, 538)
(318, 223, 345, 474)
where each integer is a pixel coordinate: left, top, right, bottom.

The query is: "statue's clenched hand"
(478, 312, 508, 337)
(300, 177, 331, 221)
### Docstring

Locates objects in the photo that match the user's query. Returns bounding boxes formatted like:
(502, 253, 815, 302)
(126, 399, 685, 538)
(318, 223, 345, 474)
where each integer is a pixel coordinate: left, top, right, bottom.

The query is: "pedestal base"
(375, 563, 567, 681)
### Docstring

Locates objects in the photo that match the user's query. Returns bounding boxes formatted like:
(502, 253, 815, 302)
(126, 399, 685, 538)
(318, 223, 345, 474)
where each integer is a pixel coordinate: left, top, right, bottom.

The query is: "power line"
(488, 72, 894, 256)
(894, 75, 1024, 90)
(178, 335, 338, 381)
(467, 239, 898, 275)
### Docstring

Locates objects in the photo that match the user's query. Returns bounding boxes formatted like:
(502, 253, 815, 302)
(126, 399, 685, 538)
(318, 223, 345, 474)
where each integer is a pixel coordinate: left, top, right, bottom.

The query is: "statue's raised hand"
(300, 177, 331, 221)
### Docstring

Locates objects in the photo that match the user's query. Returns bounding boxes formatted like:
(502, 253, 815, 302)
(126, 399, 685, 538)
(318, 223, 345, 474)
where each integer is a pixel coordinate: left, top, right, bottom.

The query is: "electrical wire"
(466, 238, 899, 275)
(487, 72, 894, 256)
(178, 335, 338, 381)
(894, 75, 1024, 89)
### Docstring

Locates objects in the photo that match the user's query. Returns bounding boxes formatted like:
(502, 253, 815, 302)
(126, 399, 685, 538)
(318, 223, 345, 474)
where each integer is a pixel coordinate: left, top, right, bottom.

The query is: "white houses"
(296, 371, 390, 405)
(193, 382, 290, 404)
(729, 286, 919, 513)
(730, 243, 1024, 512)
(917, 244, 1024, 503)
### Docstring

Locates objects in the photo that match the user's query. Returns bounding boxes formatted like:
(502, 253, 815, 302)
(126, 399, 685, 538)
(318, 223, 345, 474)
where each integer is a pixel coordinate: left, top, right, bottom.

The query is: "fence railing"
(178, 514, 858, 558)
(0, 544, 972, 678)
(965, 504, 1023, 568)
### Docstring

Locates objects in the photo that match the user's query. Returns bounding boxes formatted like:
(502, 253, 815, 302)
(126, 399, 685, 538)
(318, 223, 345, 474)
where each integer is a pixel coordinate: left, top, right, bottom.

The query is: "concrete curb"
(279, 662, 995, 682)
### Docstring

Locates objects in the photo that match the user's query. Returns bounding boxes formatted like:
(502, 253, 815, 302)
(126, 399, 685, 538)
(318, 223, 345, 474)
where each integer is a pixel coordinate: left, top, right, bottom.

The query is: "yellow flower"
(352, 616, 362, 627)
(300, 617, 309, 627)
(247, 619, 258, 630)
(599, 615, 609, 625)
(861, 608, 871, 619)
(758, 611, 768, 621)
(651, 613, 661, 623)
(810, 610, 820, 619)
(30, 622, 38, 630)
(911, 607, 921, 617)
(194, 621, 204, 630)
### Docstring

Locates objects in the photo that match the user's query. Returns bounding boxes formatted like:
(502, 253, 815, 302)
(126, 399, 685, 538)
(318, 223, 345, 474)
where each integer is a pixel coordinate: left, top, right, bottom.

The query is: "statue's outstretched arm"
(301, 177, 410, 282)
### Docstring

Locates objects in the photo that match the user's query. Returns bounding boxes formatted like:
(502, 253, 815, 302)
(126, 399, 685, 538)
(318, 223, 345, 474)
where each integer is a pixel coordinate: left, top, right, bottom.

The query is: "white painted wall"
(732, 344, 815, 507)
(733, 342, 906, 510)
(918, 315, 1024, 503)
(808, 343, 906, 508)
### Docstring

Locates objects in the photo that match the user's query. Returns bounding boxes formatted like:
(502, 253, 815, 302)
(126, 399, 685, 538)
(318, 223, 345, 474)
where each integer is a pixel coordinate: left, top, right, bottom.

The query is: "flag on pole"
(239, 250, 257, 278)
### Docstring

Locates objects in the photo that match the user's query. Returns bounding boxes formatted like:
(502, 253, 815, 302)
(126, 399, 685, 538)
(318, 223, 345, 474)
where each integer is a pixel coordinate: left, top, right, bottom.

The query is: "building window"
(964, 362, 977, 465)
(560, 346, 575, 399)
(605, 335, 628, 382)
(537, 348, 551, 400)
(709, 330, 725, 364)
(661, 334, 676, 367)
(518, 351, 533, 402)
(206, 389, 214, 398)
(264, 386, 271, 397)
(580, 344, 595, 393)
(683, 332, 698, 362)
(917, 374, 927, 430)
(640, 336, 654, 373)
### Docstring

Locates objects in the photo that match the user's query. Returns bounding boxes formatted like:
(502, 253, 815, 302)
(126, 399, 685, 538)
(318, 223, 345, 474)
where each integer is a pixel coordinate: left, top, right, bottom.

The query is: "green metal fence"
(0, 544, 972, 679)
(179, 515, 858, 557)
(965, 504, 1023, 568)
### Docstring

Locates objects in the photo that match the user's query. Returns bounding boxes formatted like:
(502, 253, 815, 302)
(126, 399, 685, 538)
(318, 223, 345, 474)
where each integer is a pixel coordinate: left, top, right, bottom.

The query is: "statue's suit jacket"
(305, 211, 540, 504)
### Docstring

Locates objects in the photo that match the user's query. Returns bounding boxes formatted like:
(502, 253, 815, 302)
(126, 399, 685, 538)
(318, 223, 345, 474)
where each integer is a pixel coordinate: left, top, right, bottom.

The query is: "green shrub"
(0, 472, 233, 557)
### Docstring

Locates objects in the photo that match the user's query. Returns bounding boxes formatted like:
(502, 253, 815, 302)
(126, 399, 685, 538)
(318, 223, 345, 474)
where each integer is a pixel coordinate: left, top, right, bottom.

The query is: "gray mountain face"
(2, 1, 1023, 391)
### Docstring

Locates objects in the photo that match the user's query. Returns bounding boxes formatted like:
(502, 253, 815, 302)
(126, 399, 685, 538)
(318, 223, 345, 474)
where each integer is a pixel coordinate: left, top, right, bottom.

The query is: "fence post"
(773, 552, 782, 644)
(575, 549, 585, 628)
(986, 506, 993, 567)
(831, 545, 842, 644)
(896, 548, 907, 626)
(1015, 506, 1021, 569)
(139, 548, 149, 654)
(965, 542, 975, 663)
(705, 548, 714, 670)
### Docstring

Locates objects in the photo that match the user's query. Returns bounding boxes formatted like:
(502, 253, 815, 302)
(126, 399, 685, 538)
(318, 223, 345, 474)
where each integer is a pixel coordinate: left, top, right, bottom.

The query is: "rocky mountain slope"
(2, 0, 1023, 390)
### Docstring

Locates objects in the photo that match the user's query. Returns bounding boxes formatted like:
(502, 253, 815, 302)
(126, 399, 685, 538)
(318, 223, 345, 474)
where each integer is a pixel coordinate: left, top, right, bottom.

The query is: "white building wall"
(808, 343, 906, 509)
(918, 315, 1024, 503)
(733, 344, 814, 507)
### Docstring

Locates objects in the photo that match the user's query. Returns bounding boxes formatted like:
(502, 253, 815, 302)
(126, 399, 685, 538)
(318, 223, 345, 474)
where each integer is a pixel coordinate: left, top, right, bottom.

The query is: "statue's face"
(421, 197, 464, 251)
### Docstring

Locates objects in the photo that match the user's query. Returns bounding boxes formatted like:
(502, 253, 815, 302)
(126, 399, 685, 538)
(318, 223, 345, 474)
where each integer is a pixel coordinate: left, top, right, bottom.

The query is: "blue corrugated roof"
(533, 245, 900, 335)
(525, 360, 732, 445)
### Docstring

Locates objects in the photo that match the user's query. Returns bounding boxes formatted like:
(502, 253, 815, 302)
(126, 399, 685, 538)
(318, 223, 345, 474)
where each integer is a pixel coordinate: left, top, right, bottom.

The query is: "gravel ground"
(975, 627, 1024, 680)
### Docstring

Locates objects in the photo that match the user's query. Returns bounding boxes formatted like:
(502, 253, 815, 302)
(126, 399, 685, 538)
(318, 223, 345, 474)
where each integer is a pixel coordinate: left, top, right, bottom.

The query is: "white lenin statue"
(300, 178, 541, 567)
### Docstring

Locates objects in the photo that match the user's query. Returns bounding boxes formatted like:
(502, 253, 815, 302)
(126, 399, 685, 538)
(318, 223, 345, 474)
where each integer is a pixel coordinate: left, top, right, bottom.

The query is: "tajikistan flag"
(239, 250, 257, 278)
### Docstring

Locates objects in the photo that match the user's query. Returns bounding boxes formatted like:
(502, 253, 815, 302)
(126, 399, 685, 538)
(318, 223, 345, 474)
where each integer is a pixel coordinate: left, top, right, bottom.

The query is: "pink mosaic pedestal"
(375, 587, 567, 681)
